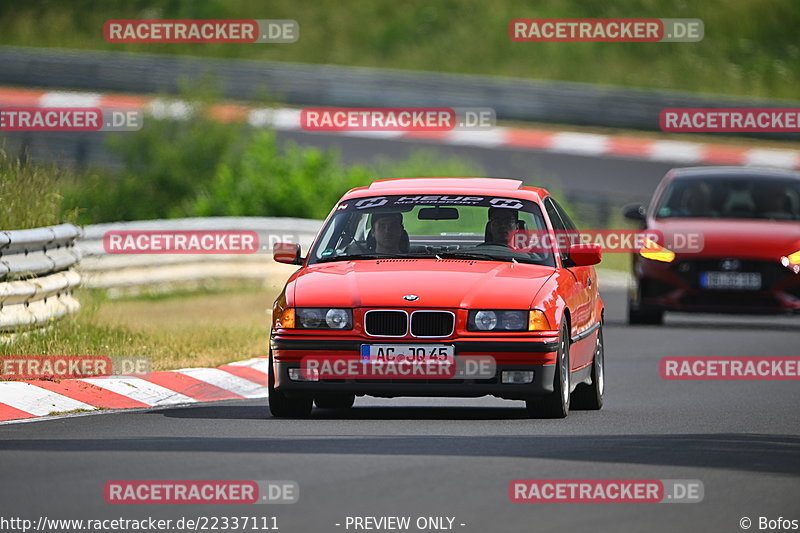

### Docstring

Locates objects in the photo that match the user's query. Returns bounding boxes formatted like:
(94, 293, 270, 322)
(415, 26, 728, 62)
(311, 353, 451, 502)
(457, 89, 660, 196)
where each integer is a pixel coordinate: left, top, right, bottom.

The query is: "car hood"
(289, 259, 555, 309)
(651, 218, 800, 260)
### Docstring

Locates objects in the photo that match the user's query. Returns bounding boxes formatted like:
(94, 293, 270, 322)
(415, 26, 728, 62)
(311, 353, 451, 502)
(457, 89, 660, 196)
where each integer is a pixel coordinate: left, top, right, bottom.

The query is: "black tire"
(571, 325, 604, 410)
(526, 323, 570, 419)
(314, 394, 356, 409)
(628, 305, 664, 325)
(268, 352, 313, 418)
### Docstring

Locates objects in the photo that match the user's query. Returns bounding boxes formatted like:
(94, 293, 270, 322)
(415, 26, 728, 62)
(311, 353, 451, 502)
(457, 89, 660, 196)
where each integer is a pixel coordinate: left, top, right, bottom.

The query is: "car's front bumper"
(633, 256, 800, 314)
(270, 336, 560, 401)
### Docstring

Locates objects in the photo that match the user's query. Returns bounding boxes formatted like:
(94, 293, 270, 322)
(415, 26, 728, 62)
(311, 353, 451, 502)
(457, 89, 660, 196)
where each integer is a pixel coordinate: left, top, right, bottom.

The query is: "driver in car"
(370, 212, 405, 253)
(345, 212, 408, 254)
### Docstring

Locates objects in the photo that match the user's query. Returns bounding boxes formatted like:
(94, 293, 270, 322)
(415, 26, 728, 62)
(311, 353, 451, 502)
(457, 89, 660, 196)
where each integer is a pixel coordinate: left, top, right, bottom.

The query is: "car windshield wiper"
(317, 253, 403, 263)
(436, 251, 546, 265)
(435, 251, 514, 262)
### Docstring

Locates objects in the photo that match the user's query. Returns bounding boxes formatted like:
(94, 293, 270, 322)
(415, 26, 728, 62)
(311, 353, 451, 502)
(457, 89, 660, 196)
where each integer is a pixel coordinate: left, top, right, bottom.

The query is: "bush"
(104, 111, 247, 220)
(63, 85, 249, 224)
(188, 131, 483, 219)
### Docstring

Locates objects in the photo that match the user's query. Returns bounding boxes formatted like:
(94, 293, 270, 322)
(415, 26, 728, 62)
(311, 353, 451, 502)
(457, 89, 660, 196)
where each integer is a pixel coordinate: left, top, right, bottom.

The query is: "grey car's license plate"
(700, 271, 761, 290)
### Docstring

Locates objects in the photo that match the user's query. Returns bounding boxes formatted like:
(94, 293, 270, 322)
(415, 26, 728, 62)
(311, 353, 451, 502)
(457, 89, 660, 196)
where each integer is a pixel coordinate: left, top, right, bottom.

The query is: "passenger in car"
(754, 186, 794, 220)
(482, 207, 520, 246)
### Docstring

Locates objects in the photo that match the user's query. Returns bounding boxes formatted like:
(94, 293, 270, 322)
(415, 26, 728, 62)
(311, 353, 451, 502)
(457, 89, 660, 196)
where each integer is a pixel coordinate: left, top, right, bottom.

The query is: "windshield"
(655, 177, 800, 221)
(308, 195, 555, 266)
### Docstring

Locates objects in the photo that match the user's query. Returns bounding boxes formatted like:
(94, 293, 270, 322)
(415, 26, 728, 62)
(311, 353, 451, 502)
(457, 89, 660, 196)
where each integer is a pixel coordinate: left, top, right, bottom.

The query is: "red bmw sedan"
(268, 177, 605, 419)
(625, 167, 800, 324)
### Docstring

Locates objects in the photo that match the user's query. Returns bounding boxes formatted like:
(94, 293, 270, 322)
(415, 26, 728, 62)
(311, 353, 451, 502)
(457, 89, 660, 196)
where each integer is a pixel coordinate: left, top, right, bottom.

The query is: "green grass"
(0, 285, 275, 370)
(0, 0, 797, 99)
(597, 251, 633, 273)
(0, 149, 78, 230)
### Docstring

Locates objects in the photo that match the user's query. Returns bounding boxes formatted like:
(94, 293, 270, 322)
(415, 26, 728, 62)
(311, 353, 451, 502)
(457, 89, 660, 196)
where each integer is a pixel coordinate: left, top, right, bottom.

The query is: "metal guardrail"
(0, 217, 321, 331)
(1, 46, 798, 139)
(0, 223, 82, 331)
(77, 217, 321, 291)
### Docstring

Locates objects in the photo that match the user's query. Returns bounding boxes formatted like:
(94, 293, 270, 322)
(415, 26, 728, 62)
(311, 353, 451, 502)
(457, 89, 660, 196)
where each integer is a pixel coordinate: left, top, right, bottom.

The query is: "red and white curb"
(1, 87, 798, 169)
(0, 357, 269, 424)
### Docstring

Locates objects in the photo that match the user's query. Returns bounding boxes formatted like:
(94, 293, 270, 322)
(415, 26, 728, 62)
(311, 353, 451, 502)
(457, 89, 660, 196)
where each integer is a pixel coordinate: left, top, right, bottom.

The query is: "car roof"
(669, 166, 800, 180)
(341, 177, 550, 201)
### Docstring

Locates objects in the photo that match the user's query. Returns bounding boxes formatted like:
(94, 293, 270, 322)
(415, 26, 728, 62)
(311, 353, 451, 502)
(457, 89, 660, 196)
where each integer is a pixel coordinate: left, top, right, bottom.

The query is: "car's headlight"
(468, 310, 536, 332)
(472, 310, 498, 330)
(325, 308, 351, 329)
(295, 308, 352, 329)
(639, 237, 675, 263)
(781, 249, 800, 274)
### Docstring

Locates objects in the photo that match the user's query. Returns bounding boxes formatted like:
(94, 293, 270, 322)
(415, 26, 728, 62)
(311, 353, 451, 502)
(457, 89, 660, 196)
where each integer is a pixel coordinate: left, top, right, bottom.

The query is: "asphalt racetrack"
(1, 287, 797, 533)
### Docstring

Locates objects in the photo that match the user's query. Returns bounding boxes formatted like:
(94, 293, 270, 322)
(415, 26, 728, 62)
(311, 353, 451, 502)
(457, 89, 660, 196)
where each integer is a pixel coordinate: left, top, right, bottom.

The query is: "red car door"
(545, 197, 598, 371)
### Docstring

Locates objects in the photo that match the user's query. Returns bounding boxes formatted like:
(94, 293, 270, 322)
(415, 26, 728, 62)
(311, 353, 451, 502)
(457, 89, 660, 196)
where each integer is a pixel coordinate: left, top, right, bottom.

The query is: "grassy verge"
(0, 150, 77, 230)
(0, 0, 797, 99)
(597, 252, 633, 274)
(0, 284, 277, 370)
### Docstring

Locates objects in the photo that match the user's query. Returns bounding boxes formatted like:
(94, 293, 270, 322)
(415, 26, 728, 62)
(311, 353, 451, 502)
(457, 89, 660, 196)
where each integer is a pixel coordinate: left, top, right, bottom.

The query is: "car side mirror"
(623, 204, 647, 221)
(568, 243, 602, 267)
(273, 242, 303, 265)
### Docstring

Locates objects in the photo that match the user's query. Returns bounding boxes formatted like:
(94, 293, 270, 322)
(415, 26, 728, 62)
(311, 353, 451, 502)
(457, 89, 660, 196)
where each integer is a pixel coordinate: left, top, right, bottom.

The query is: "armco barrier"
(0, 223, 82, 331)
(0, 218, 322, 332)
(76, 217, 322, 290)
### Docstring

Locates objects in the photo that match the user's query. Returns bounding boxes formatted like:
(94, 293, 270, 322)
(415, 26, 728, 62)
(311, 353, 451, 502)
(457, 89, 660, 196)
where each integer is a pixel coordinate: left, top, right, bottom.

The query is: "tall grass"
(0, 149, 77, 230)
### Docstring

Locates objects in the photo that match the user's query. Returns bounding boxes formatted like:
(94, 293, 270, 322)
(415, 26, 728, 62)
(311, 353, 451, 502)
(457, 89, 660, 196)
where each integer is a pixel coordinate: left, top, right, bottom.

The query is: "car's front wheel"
(526, 323, 570, 419)
(628, 286, 664, 325)
(268, 352, 313, 418)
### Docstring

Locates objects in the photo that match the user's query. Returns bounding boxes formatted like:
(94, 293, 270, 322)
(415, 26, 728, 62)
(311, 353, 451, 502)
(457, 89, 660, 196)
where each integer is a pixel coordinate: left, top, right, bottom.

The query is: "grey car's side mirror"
(623, 204, 647, 221)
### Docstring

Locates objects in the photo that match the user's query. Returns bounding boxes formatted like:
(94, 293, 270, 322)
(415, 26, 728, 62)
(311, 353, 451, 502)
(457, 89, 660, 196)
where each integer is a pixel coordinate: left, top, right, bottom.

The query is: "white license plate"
(700, 271, 762, 290)
(360, 344, 454, 364)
